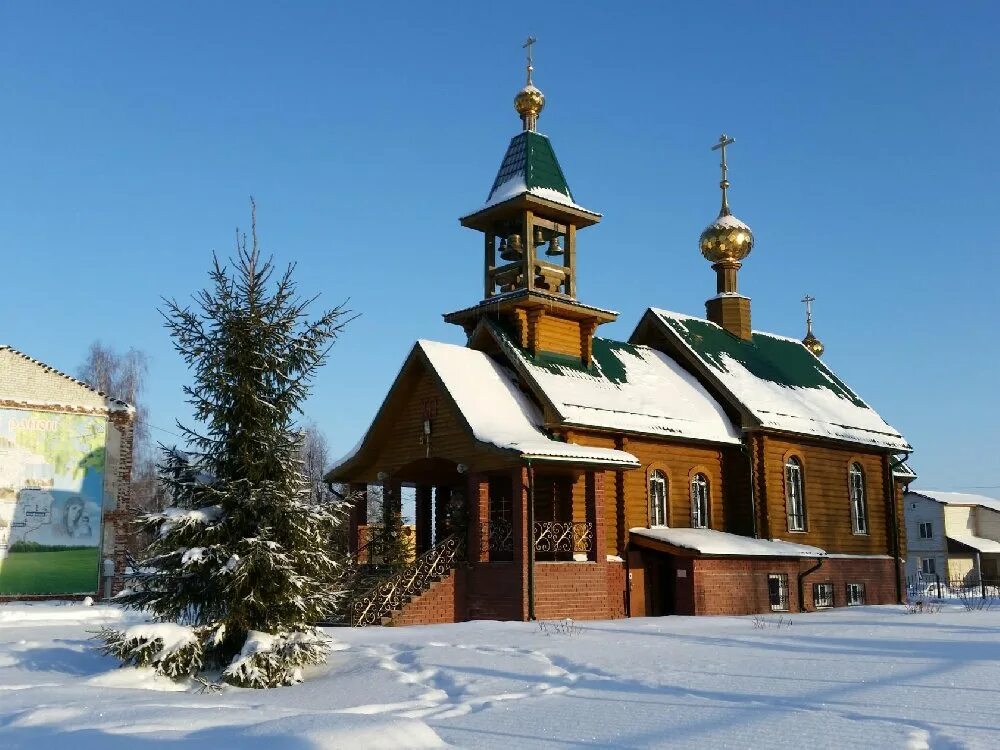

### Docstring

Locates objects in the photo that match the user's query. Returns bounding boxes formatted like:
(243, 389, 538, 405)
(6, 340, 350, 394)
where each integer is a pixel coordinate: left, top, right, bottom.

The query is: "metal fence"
(906, 574, 1000, 608)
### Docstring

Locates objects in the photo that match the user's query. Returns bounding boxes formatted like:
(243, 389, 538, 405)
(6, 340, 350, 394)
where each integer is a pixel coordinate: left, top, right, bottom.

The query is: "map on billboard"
(0, 408, 108, 595)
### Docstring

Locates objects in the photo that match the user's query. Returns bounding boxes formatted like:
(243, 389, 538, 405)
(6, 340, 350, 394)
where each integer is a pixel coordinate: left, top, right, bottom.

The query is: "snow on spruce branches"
(100, 202, 354, 688)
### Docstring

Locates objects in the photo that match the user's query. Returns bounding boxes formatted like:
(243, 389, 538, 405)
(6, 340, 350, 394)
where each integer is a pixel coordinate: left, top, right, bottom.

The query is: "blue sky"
(1, 2, 997, 497)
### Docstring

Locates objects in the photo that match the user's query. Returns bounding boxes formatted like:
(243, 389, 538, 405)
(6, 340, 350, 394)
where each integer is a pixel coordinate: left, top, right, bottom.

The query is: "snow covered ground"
(1, 603, 999, 749)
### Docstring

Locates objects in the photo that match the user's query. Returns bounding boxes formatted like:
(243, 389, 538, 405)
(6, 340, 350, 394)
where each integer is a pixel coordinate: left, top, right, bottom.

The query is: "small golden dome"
(803, 331, 825, 357)
(515, 84, 545, 130)
(699, 212, 754, 263)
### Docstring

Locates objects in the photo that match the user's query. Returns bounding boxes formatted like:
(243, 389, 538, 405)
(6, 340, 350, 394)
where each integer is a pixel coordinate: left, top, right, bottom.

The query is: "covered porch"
(325, 338, 638, 625)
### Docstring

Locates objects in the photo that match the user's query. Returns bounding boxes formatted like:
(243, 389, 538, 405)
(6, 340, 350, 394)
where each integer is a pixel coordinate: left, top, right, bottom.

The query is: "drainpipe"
(526, 458, 536, 621)
(741, 438, 759, 539)
(797, 557, 824, 612)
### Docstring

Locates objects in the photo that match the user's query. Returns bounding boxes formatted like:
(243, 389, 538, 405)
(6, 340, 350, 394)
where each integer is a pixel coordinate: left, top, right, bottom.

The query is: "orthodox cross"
(523, 35, 537, 85)
(711, 133, 735, 214)
(802, 294, 816, 334)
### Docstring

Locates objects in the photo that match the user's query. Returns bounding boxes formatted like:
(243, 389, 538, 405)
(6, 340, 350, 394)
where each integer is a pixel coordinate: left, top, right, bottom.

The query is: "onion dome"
(515, 36, 544, 132)
(699, 212, 754, 263)
(699, 133, 754, 263)
(801, 295, 824, 357)
(515, 84, 545, 130)
(803, 331, 825, 357)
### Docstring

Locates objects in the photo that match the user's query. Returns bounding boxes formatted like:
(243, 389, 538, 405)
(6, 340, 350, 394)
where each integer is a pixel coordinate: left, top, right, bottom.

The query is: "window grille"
(846, 582, 865, 606)
(813, 582, 834, 609)
(690, 474, 709, 529)
(768, 573, 789, 611)
(785, 458, 806, 531)
(649, 470, 667, 527)
(849, 463, 868, 535)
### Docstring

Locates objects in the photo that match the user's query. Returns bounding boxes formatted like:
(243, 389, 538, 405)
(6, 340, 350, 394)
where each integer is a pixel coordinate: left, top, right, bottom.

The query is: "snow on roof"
(630, 527, 826, 558)
(947, 533, 1000, 554)
(489, 323, 740, 445)
(418, 340, 638, 467)
(909, 490, 1000, 514)
(462, 130, 601, 219)
(474, 174, 599, 215)
(0, 344, 133, 412)
(648, 309, 909, 451)
(705, 214, 751, 231)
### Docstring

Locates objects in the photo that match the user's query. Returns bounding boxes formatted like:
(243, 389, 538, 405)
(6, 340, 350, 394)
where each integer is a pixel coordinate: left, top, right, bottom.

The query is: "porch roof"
(946, 533, 1000, 555)
(630, 527, 827, 558)
(327, 339, 640, 479)
(420, 340, 638, 467)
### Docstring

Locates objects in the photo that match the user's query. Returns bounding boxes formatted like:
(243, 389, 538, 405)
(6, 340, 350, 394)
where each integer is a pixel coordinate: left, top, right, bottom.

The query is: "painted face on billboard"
(0, 409, 108, 595)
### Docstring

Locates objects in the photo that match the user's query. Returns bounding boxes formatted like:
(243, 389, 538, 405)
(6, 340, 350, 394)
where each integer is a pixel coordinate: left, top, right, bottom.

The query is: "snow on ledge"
(630, 527, 826, 558)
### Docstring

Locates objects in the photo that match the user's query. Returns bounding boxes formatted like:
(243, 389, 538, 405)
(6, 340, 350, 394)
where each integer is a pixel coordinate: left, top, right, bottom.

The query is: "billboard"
(0, 408, 108, 595)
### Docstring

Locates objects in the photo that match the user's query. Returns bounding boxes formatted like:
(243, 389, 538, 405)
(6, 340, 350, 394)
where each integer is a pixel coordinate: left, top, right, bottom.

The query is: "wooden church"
(327, 48, 913, 625)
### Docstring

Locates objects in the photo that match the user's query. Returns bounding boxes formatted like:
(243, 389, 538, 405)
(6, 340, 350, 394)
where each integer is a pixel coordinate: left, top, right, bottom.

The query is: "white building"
(904, 490, 1000, 583)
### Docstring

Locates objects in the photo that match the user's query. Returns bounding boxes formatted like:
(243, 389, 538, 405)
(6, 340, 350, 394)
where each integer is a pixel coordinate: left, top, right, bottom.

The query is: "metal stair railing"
(348, 534, 465, 626)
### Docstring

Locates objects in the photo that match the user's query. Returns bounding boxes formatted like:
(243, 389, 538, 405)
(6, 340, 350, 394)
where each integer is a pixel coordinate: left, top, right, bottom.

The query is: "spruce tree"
(101, 202, 353, 688)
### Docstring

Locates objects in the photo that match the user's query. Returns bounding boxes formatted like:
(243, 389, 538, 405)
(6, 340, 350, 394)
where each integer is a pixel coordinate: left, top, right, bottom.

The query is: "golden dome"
(699, 211, 754, 263)
(803, 331, 825, 357)
(515, 84, 545, 130)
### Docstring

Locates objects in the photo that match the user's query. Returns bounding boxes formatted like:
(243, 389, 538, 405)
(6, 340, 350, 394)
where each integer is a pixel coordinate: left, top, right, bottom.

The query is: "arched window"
(785, 457, 806, 531)
(649, 470, 667, 527)
(849, 463, 868, 535)
(690, 473, 709, 529)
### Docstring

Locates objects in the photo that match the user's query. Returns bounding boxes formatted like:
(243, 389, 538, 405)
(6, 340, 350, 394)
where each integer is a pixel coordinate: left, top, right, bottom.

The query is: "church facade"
(328, 56, 912, 624)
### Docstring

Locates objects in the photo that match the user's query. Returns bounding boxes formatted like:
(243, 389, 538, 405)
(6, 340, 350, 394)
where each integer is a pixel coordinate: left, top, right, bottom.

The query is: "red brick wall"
(802, 557, 899, 610)
(692, 558, 802, 615)
(688, 556, 900, 615)
(606, 560, 627, 619)
(533, 562, 617, 621)
(389, 568, 467, 626)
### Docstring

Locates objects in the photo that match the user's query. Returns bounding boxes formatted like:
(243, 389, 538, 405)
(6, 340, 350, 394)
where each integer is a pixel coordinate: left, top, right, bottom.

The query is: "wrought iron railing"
(533, 521, 593, 556)
(486, 518, 514, 555)
(348, 534, 465, 626)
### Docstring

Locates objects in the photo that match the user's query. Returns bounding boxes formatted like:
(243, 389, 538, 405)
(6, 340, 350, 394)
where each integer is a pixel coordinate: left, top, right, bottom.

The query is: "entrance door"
(645, 552, 676, 616)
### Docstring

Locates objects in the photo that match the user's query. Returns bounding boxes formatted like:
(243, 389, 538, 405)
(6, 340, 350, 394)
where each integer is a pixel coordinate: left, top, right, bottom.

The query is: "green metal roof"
(646, 309, 911, 451)
(483, 319, 741, 445)
(890, 456, 917, 479)
(659, 314, 866, 406)
(485, 131, 574, 204)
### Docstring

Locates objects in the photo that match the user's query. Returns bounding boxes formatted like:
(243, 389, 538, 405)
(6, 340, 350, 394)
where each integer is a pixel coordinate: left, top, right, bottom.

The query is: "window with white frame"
(690, 473, 709, 529)
(849, 463, 868, 535)
(649, 470, 667, 527)
(921, 557, 936, 575)
(846, 582, 865, 606)
(813, 582, 834, 608)
(918, 521, 933, 539)
(768, 574, 789, 611)
(785, 457, 806, 531)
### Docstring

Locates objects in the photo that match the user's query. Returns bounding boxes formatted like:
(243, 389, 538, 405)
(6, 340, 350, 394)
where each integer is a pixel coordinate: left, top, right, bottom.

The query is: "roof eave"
(459, 192, 602, 231)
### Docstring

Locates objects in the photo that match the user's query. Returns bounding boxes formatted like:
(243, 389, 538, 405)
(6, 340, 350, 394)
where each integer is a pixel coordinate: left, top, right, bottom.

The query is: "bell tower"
(445, 39, 616, 366)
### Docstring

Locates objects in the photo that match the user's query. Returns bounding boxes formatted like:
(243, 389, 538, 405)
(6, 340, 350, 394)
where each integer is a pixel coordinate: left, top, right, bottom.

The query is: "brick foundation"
(389, 568, 468, 626)
(534, 561, 621, 621)
(377, 553, 901, 625)
(690, 556, 900, 615)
